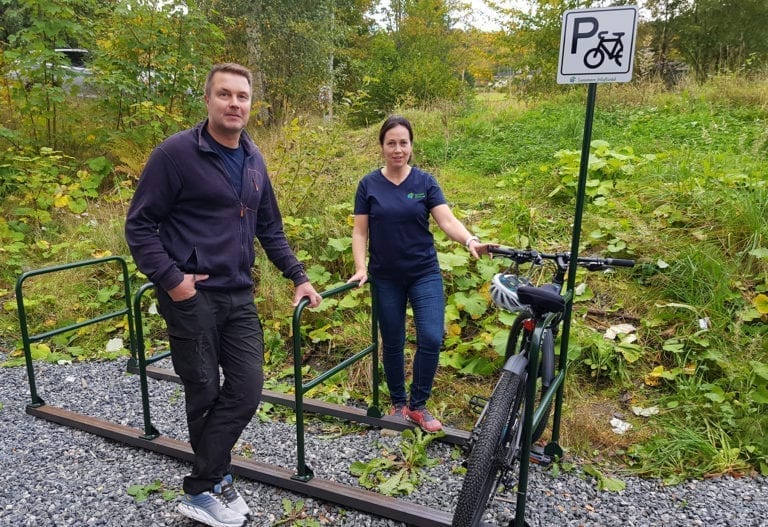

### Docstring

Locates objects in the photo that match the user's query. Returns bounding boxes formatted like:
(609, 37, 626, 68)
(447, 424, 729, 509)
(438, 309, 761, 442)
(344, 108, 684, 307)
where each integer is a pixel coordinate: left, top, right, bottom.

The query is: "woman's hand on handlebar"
(468, 240, 499, 259)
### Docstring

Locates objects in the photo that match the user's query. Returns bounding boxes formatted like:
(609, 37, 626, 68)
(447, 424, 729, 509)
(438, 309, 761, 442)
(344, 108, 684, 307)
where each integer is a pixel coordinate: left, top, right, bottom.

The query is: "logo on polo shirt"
(407, 192, 426, 199)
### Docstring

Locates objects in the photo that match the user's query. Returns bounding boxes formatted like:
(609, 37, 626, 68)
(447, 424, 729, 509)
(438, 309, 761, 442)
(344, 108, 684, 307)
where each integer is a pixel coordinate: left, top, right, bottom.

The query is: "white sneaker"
(219, 474, 252, 519)
(177, 489, 247, 527)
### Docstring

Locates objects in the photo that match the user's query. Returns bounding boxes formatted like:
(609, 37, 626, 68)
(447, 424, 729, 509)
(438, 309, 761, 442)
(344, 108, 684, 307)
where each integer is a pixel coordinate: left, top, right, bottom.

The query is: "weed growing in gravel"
(274, 498, 321, 527)
(126, 479, 178, 503)
(349, 428, 445, 496)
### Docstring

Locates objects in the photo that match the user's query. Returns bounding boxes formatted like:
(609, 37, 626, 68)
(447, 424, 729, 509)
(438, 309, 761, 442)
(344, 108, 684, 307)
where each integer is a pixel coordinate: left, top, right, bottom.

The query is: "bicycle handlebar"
(489, 246, 635, 270)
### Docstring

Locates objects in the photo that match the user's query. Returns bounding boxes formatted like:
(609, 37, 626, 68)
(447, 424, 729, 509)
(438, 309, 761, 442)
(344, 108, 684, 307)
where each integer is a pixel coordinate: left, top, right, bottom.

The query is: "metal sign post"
(555, 4, 639, 335)
(512, 6, 639, 527)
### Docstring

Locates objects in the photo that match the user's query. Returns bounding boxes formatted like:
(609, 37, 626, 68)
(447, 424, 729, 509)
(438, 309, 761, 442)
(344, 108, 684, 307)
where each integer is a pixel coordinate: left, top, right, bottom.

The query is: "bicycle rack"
(15, 256, 138, 408)
(290, 281, 382, 481)
(506, 84, 599, 527)
(15, 89, 604, 527)
(16, 258, 468, 527)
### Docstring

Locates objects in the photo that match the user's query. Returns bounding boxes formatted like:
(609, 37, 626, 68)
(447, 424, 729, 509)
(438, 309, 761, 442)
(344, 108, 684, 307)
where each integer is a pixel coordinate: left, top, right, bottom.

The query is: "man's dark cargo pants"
(156, 287, 264, 495)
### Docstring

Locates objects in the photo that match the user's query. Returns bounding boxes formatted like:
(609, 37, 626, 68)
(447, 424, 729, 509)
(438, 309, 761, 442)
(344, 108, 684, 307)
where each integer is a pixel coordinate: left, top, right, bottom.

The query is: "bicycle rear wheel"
(505, 313, 554, 442)
(452, 369, 526, 527)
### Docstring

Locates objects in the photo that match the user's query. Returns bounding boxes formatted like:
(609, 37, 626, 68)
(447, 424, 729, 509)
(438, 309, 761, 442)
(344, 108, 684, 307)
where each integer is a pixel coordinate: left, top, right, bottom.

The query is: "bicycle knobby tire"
(452, 369, 526, 527)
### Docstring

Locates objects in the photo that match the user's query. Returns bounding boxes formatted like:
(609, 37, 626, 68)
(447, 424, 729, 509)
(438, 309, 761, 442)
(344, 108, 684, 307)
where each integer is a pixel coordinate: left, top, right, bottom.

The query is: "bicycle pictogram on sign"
(584, 31, 625, 69)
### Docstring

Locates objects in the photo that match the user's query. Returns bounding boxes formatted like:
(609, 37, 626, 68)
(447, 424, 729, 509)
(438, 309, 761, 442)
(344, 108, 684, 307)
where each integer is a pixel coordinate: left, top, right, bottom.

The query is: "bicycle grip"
(489, 246, 519, 257)
(605, 258, 635, 267)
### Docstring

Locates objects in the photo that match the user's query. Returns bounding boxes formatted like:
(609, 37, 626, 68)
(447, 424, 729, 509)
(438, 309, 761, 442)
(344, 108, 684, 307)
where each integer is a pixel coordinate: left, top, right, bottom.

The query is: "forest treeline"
(1, 0, 768, 151)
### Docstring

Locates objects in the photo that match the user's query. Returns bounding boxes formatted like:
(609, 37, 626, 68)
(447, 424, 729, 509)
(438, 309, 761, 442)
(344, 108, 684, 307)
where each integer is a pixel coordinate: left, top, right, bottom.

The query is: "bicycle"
(452, 246, 634, 527)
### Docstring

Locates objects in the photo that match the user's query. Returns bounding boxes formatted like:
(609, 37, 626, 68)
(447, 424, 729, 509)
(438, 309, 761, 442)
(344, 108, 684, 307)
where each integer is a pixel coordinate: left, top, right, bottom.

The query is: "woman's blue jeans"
(373, 273, 445, 410)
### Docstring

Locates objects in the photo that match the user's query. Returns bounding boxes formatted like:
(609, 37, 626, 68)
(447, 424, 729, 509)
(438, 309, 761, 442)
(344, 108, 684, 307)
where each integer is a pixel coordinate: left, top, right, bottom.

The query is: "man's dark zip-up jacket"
(125, 120, 307, 293)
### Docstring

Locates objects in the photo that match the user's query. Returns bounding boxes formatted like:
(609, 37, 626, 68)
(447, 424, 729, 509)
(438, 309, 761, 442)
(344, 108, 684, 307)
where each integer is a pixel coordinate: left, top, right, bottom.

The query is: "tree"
(90, 0, 224, 138)
(668, 0, 768, 81)
(643, 0, 687, 75)
(1, 0, 94, 146)
(493, 0, 586, 94)
(346, 0, 467, 123)
(200, 0, 376, 124)
(0, 0, 31, 46)
(457, 29, 502, 88)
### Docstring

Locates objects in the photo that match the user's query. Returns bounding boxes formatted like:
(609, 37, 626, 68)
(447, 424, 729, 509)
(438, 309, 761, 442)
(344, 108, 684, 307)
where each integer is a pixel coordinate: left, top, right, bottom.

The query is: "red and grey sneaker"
(389, 403, 408, 421)
(405, 406, 443, 433)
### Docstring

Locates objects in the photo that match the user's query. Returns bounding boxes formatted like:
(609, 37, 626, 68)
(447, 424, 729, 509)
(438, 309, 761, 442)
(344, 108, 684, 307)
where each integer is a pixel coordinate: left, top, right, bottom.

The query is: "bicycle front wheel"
(452, 369, 526, 527)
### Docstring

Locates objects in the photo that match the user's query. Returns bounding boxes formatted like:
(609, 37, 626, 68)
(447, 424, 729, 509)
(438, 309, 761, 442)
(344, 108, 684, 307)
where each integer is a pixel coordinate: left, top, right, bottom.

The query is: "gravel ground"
(1, 355, 766, 527)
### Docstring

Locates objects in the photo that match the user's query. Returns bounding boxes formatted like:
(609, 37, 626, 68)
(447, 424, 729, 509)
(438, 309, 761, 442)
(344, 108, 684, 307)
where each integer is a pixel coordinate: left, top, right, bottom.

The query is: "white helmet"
(490, 273, 531, 312)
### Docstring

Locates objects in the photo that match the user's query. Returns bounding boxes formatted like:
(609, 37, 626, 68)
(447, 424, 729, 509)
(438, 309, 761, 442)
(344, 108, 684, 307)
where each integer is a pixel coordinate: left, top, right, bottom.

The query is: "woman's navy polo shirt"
(354, 167, 447, 281)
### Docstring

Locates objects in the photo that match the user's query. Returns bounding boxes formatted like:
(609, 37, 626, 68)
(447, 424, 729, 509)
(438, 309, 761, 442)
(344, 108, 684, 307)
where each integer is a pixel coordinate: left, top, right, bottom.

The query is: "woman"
(348, 115, 493, 432)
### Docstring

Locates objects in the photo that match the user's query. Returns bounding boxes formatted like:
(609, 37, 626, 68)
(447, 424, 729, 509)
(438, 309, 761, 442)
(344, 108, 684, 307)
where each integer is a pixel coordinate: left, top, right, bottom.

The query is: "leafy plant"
(550, 140, 655, 204)
(582, 464, 626, 492)
(126, 480, 177, 503)
(349, 428, 445, 496)
(273, 498, 321, 527)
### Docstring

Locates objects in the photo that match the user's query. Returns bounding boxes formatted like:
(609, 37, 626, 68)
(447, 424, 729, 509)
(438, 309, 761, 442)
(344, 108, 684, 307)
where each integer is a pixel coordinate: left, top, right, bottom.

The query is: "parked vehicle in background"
(6, 48, 94, 96)
(50, 48, 94, 95)
(54, 49, 90, 76)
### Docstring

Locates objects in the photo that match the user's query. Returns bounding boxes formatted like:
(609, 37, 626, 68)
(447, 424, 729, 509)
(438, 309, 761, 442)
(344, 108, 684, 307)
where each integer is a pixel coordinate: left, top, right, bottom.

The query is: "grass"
(2, 74, 768, 481)
(411, 78, 768, 478)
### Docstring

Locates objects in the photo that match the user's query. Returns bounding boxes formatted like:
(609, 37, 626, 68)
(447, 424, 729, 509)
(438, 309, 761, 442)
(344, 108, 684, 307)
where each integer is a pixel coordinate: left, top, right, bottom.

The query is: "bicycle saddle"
(516, 285, 565, 315)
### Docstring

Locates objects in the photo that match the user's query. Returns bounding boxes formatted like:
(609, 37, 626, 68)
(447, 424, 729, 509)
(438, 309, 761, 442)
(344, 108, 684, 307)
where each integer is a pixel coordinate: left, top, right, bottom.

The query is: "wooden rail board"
(133, 364, 471, 446)
(27, 404, 455, 527)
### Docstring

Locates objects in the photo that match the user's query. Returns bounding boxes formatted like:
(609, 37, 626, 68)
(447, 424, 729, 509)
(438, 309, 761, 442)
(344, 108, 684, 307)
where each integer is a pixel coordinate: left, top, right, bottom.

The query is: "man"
(125, 63, 322, 527)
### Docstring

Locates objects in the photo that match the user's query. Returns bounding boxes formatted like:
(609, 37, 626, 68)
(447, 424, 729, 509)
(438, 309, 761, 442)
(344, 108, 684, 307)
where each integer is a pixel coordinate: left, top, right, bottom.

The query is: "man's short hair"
(204, 63, 253, 96)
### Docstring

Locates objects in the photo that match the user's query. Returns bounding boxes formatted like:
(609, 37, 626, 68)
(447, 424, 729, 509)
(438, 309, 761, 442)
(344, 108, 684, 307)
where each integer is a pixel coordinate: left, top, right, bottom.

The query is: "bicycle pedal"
(528, 446, 553, 467)
(500, 474, 517, 489)
(468, 395, 489, 415)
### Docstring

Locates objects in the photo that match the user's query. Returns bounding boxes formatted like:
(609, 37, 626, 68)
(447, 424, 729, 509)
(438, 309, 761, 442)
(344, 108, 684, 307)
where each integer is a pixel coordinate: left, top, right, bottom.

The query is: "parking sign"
(558, 6, 639, 84)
